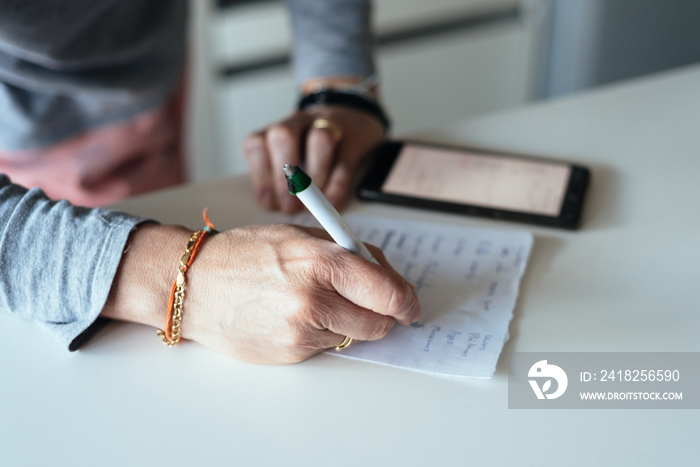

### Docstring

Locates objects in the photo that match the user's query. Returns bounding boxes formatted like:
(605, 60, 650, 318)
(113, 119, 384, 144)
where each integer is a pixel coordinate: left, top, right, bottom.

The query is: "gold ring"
(312, 118, 343, 143)
(334, 335, 353, 351)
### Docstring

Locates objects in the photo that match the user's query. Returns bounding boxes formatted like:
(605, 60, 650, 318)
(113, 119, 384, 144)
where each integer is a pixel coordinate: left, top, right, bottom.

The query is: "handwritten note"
(260, 213, 533, 378)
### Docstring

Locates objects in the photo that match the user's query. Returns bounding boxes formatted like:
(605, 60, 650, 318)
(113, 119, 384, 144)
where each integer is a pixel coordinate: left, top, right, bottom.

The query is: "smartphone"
(357, 141, 590, 229)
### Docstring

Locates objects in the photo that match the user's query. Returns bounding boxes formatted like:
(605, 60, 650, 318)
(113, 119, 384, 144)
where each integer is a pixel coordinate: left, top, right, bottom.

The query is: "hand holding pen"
(284, 164, 420, 350)
(103, 165, 420, 364)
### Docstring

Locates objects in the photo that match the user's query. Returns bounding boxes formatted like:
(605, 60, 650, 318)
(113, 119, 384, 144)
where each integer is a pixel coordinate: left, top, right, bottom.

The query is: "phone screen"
(381, 144, 572, 216)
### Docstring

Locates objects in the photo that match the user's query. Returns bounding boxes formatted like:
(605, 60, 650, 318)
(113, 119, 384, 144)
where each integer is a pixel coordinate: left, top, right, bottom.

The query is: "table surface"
(2, 64, 699, 467)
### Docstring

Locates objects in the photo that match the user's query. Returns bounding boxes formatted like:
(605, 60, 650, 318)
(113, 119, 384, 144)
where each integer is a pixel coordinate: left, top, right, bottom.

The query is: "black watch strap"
(298, 90, 391, 131)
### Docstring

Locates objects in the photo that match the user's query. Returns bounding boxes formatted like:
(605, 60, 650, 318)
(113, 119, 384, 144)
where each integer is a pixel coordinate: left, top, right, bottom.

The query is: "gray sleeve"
(0, 175, 147, 350)
(287, 0, 375, 82)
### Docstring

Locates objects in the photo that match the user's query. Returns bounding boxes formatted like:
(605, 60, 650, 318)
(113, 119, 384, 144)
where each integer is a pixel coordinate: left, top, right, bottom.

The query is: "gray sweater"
(0, 0, 374, 349)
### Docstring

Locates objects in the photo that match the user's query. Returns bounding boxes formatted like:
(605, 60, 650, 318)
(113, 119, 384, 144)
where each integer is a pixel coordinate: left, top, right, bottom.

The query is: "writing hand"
(102, 223, 420, 364)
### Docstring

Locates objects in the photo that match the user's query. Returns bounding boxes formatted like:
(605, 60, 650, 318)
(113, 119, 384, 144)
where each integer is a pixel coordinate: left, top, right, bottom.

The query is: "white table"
(2, 64, 699, 467)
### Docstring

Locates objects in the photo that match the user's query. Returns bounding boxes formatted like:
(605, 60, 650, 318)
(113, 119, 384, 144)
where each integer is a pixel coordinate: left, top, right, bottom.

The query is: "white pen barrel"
(297, 182, 378, 264)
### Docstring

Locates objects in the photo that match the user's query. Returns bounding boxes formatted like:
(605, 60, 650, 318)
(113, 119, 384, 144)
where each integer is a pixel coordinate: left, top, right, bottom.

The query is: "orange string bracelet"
(157, 209, 217, 346)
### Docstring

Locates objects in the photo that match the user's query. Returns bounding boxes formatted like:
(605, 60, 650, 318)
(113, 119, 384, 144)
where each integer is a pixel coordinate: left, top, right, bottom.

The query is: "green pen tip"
(283, 164, 311, 195)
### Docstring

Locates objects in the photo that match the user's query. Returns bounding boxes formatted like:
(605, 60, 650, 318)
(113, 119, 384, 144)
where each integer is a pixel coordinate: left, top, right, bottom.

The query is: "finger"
(318, 329, 383, 352)
(318, 250, 422, 325)
(286, 299, 394, 356)
(301, 227, 404, 282)
(300, 322, 393, 353)
(323, 157, 357, 212)
(296, 329, 357, 354)
(364, 243, 401, 275)
(305, 124, 336, 191)
(243, 132, 277, 210)
(311, 291, 397, 342)
(266, 119, 314, 213)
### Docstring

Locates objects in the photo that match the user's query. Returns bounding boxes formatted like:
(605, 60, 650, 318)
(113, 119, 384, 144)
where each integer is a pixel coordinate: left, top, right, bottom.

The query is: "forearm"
(0, 175, 146, 349)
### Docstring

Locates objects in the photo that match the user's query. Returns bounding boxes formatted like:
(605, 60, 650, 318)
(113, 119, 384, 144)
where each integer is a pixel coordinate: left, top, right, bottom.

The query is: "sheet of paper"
(259, 213, 533, 378)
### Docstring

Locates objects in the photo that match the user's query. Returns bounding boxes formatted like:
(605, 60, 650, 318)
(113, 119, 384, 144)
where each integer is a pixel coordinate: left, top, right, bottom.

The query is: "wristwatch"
(298, 75, 391, 131)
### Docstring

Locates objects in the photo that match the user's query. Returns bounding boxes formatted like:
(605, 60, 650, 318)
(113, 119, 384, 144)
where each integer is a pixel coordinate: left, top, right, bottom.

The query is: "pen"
(283, 164, 379, 265)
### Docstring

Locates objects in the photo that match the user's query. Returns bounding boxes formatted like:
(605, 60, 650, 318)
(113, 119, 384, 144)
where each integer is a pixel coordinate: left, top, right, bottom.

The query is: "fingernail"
(407, 303, 422, 324)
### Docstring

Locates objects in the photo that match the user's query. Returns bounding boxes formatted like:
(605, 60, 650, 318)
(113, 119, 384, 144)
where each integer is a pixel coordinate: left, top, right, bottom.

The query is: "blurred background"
(186, 0, 700, 182)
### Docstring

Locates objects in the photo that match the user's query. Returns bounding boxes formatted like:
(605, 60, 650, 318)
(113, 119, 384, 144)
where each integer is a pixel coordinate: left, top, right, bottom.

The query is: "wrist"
(101, 223, 191, 330)
(298, 75, 390, 132)
(298, 89, 391, 132)
(301, 74, 380, 99)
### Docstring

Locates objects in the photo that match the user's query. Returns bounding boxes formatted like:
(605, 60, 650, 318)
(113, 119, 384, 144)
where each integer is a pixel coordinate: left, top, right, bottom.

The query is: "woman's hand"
(102, 223, 421, 364)
(243, 106, 385, 213)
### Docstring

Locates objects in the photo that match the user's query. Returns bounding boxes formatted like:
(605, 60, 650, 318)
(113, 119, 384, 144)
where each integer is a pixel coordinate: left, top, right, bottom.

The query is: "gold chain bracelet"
(157, 210, 216, 346)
